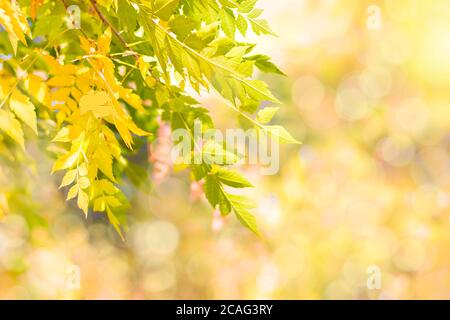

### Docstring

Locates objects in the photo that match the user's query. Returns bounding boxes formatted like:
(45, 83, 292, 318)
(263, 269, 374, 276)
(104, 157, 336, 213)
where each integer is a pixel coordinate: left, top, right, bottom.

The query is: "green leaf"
(227, 194, 261, 237)
(249, 18, 275, 36)
(238, 0, 257, 13)
(137, 9, 280, 105)
(247, 54, 286, 75)
(234, 206, 260, 237)
(261, 125, 300, 144)
(34, 14, 64, 39)
(204, 170, 260, 236)
(216, 168, 254, 188)
(153, 0, 180, 21)
(204, 174, 221, 208)
(220, 8, 235, 39)
(257, 106, 279, 124)
(169, 15, 197, 40)
(123, 161, 152, 193)
(236, 14, 248, 36)
(118, 0, 138, 32)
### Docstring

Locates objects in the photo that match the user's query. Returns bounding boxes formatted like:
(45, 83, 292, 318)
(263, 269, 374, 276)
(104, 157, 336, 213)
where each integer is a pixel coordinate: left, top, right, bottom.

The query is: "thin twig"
(88, 0, 139, 61)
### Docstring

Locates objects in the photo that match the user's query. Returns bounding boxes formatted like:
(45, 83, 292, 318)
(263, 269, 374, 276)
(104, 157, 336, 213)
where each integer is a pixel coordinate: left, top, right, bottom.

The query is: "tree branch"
(88, 0, 139, 60)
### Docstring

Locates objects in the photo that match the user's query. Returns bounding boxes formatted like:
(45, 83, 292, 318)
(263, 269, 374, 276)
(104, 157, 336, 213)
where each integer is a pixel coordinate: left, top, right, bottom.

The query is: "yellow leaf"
(79, 36, 94, 54)
(67, 185, 78, 200)
(60, 169, 77, 188)
(138, 56, 149, 78)
(98, 28, 112, 54)
(12, 0, 31, 38)
(8, 35, 18, 56)
(0, 0, 31, 54)
(10, 89, 37, 134)
(77, 189, 89, 216)
(94, 148, 115, 181)
(80, 91, 114, 118)
(52, 152, 78, 173)
(51, 88, 71, 102)
(66, 98, 78, 112)
(42, 53, 78, 76)
(47, 75, 76, 87)
(27, 74, 47, 104)
(97, 179, 119, 195)
(119, 87, 144, 112)
(114, 118, 133, 149)
(30, 0, 44, 20)
(78, 177, 90, 189)
(0, 109, 24, 149)
(70, 87, 83, 102)
(78, 163, 88, 176)
(93, 197, 106, 212)
(101, 125, 122, 158)
(145, 76, 157, 87)
(127, 119, 150, 136)
(0, 78, 11, 101)
(52, 127, 70, 142)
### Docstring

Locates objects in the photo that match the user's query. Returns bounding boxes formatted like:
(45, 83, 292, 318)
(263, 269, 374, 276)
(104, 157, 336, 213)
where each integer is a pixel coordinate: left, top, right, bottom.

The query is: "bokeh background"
(1, 0, 450, 299)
